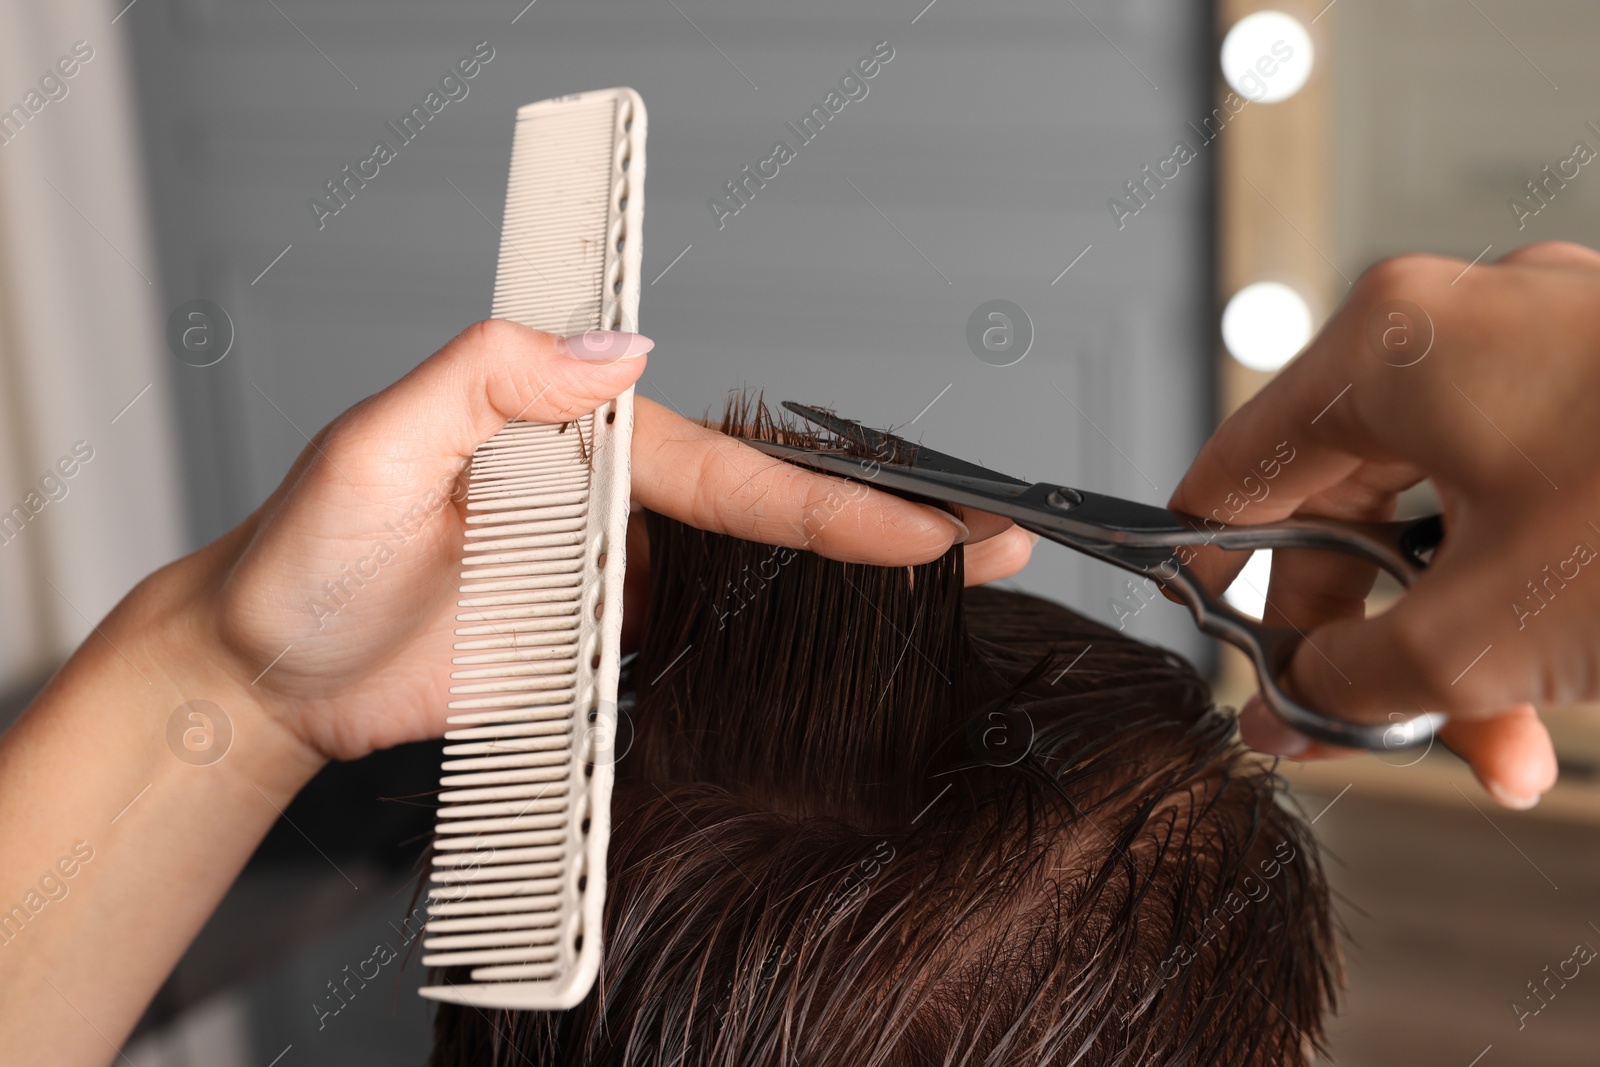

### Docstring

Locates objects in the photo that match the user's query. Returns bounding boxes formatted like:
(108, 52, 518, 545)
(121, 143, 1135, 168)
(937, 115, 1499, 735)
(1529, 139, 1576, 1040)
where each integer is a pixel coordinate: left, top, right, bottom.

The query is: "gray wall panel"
(128, 0, 1213, 661)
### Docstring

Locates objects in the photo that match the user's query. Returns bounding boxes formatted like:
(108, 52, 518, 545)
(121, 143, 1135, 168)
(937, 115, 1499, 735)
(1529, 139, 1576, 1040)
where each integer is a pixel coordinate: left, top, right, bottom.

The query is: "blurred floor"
(128, 867, 432, 1067)
(1299, 783, 1600, 1066)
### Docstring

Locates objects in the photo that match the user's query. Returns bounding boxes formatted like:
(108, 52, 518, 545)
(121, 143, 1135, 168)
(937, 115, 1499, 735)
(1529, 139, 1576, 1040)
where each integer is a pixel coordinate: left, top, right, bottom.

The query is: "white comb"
(418, 87, 645, 1011)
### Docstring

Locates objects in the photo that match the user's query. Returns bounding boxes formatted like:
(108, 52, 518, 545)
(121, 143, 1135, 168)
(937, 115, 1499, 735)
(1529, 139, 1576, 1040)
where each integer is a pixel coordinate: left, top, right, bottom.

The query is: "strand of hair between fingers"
(844, 572, 949, 684)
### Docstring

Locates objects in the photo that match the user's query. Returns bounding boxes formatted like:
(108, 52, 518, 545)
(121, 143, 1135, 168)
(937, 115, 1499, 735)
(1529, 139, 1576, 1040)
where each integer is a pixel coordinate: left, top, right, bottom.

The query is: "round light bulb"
(1221, 282, 1313, 372)
(1221, 11, 1314, 104)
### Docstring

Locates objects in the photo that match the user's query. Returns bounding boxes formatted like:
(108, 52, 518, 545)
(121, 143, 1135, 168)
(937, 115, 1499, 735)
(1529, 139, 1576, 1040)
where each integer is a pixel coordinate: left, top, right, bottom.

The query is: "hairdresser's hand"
(210, 322, 1032, 762)
(0, 321, 1033, 1064)
(1171, 241, 1600, 809)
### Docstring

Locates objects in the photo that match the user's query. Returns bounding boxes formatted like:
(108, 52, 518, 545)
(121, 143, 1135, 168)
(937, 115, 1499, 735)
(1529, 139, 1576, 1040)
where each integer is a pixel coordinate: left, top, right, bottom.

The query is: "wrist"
(0, 541, 329, 1060)
(110, 544, 328, 802)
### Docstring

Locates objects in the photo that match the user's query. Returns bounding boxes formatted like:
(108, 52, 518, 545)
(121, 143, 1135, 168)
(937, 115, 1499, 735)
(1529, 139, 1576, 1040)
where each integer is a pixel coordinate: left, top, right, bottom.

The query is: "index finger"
(1169, 255, 1468, 590)
(630, 397, 968, 565)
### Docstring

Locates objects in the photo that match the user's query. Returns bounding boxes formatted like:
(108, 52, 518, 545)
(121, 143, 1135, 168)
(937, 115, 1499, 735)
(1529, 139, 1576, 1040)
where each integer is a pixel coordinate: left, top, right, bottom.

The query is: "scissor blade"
(747, 438, 1198, 545)
(743, 439, 1038, 516)
(780, 401, 1029, 486)
(778, 402, 877, 446)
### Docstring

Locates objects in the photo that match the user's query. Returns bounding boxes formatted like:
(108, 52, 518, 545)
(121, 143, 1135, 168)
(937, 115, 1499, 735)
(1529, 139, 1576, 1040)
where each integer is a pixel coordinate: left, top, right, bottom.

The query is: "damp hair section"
(426, 395, 1339, 1067)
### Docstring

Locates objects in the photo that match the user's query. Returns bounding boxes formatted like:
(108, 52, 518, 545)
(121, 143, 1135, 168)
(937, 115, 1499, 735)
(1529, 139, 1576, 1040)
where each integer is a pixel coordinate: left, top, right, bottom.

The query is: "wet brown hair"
(427, 404, 1338, 1066)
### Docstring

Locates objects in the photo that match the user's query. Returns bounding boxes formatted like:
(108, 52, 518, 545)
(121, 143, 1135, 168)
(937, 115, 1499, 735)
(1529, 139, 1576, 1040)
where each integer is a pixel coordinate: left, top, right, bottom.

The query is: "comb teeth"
(418, 88, 645, 1012)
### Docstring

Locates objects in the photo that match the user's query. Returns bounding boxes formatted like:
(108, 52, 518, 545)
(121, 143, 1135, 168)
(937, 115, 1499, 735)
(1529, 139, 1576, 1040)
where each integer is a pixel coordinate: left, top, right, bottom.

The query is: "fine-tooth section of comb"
(418, 87, 645, 1012)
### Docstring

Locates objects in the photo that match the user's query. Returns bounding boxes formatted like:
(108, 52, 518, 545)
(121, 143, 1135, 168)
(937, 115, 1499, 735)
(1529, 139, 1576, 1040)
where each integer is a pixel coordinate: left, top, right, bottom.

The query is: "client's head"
(428, 406, 1338, 1066)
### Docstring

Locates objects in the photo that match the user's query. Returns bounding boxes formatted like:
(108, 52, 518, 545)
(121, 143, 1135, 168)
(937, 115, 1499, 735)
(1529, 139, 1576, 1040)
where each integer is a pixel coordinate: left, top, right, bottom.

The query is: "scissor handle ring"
(1246, 617, 1446, 751)
(1163, 526, 1447, 751)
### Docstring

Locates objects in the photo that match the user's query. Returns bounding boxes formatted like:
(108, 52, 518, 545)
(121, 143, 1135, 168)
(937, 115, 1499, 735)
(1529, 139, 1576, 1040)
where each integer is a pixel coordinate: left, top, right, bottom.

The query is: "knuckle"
(315, 400, 368, 456)
(457, 321, 563, 422)
(797, 482, 853, 550)
(1497, 239, 1600, 267)
(1353, 253, 1449, 303)
(686, 445, 731, 534)
(686, 437, 800, 545)
(461, 317, 532, 354)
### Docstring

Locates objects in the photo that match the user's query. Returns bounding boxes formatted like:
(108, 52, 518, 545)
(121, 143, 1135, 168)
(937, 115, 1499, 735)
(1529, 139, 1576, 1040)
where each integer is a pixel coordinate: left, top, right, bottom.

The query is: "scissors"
(743, 401, 1447, 752)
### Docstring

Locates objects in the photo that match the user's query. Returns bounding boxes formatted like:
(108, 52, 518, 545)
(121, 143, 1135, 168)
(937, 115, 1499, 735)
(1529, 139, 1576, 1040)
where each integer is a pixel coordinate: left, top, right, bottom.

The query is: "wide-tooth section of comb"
(418, 87, 645, 1012)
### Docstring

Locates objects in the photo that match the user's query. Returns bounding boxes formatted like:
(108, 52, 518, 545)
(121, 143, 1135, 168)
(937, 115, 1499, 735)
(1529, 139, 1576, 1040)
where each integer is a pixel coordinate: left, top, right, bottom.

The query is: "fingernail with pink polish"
(558, 331, 655, 363)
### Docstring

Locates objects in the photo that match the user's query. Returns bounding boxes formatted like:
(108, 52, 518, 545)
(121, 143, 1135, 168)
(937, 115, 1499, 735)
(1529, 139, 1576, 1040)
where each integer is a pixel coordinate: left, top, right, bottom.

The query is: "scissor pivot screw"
(1046, 489, 1082, 510)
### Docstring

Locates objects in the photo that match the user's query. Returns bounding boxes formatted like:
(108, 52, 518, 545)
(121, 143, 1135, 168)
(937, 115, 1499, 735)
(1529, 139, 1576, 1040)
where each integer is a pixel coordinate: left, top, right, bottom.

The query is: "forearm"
(0, 542, 325, 1065)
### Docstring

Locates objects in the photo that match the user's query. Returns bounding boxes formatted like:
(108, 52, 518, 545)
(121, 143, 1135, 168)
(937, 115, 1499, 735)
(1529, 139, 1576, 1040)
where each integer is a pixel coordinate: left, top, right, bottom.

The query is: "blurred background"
(0, 0, 1596, 1063)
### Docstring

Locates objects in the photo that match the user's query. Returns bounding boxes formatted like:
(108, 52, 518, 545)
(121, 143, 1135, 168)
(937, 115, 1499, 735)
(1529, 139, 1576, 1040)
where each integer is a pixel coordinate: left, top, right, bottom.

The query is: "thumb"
(321, 320, 651, 487)
(397, 319, 649, 449)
